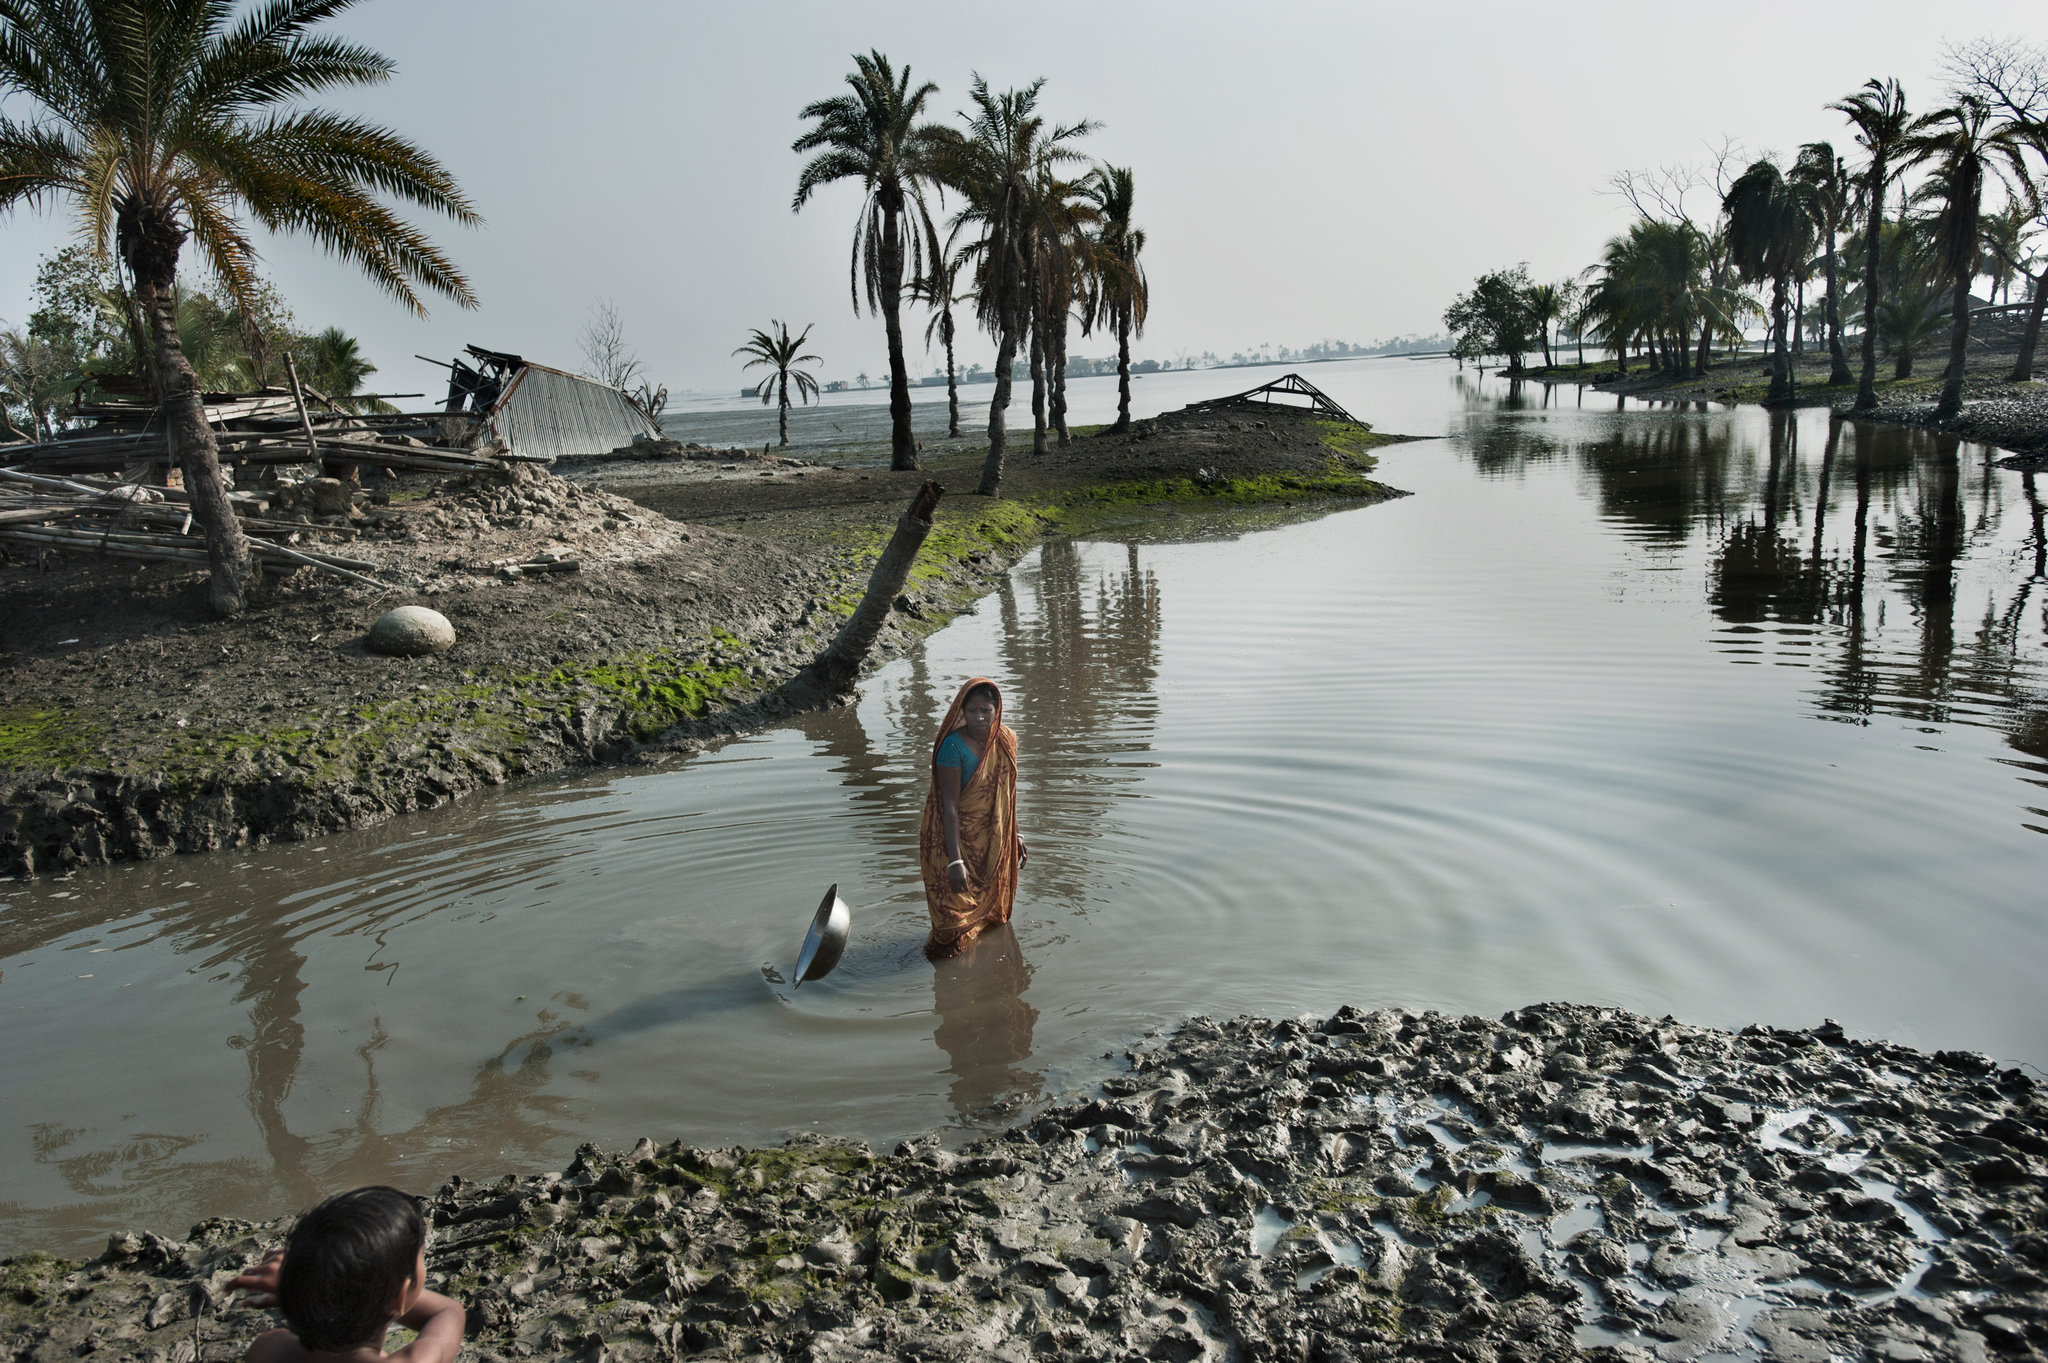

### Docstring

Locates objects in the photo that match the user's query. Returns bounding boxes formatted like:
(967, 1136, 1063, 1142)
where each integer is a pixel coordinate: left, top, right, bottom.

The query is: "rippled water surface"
(5, 358, 2045, 1255)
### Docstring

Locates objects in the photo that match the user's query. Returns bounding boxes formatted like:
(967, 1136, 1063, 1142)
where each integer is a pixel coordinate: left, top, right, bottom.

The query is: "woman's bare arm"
(936, 764, 970, 891)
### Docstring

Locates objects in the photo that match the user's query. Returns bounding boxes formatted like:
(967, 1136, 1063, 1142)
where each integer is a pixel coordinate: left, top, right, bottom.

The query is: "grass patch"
(0, 706, 103, 771)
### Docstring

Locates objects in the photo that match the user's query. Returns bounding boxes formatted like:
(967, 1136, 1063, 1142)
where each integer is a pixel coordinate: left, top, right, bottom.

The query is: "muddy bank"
(1520, 345, 2048, 464)
(4, 1003, 2042, 1361)
(0, 407, 1406, 878)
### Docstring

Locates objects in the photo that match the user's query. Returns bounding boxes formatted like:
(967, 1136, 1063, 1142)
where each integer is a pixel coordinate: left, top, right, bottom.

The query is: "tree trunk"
(1792, 276, 1804, 357)
(778, 371, 790, 447)
(808, 480, 944, 692)
(1028, 291, 1047, 456)
(942, 309, 960, 437)
(1937, 201, 1978, 421)
(129, 259, 254, 618)
(1855, 163, 1885, 410)
(2010, 267, 2046, 382)
(880, 196, 918, 471)
(1896, 345, 1913, 380)
(977, 287, 1020, 496)
(1115, 308, 1133, 431)
(1769, 276, 1791, 404)
(1696, 318, 1713, 374)
(1052, 308, 1070, 446)
(1539, 324, 1552, 369)
(1824, 209, 1851, 385)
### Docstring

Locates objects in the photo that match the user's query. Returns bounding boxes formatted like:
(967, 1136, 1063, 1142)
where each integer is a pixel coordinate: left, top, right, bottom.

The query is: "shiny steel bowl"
(793, 883, 852, 988)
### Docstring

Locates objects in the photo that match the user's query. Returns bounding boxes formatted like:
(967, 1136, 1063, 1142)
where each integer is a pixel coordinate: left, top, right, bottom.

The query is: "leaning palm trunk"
(132, 267, 254, 617)
(880, 201, 918, 470)
(1115, 307, 1133, 431)
(1936, 270, 1973, 421)
(2011, 268, 2046, 382)
(809, 480, 943, 691)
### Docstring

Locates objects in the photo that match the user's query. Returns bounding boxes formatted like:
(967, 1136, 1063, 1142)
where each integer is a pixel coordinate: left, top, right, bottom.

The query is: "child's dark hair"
(964, 681, 999, 707)
(277, 1186, 425, 1353)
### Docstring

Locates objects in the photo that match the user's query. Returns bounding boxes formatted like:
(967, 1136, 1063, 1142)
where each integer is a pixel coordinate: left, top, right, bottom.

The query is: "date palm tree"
(793, 51, 947, 472)
(1724, 158, 1817, 403)
(734, 320, 821, 448)
(1831, 79, 1916, 411)
(1902, 95, 2038, 419)
(0, 0, 479, 616)
(1079, 164, 1148, 431)
(932, 76, 1092, 496)
(1791, 143, 1855, 385)
(909, 224, 968, 438)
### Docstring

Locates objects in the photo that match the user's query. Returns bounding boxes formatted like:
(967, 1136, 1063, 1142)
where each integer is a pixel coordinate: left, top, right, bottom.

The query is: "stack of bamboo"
(0, 468, 389, 588)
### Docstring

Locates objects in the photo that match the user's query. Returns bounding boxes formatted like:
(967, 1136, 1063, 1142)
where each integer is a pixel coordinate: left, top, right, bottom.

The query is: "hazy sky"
(2, 1, 2039, 402)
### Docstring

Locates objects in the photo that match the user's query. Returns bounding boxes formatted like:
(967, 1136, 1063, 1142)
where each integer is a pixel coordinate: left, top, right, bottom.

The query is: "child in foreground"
(232, 1186, 465, 1362)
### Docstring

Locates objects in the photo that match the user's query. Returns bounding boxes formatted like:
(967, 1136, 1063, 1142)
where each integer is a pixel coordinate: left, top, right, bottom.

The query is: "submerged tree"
(1443, 265, 1538, 370)
(0, 0, 479, 616)
(1080, 164, 1148, 432)
(1831, 78, 1917, 410)
(793, 51, 947, 472)
(735, 320, 821, 447)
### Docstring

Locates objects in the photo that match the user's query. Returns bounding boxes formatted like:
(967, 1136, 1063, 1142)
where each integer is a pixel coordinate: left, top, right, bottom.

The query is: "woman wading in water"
(921, 678, 1027, 959)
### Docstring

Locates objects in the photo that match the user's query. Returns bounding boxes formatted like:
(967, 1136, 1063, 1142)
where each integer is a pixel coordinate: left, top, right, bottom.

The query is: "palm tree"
(932, 76, 1092, 496)
(793, 51, 947, 473)
(1875, 284, 1946, 378)
(1903, 96, 2038, 419)
(909, 224, 968, 437)
(1027, 168, 1097, 450)
(1791, 143, 1855, 385)
(1724, 159, 1817, 403)
(734, 320, 821, 447)
(0, 0, 478, 617)
(295, 327, 390, 413)
(1079, 164, 1148, 431)
(1831, 79, 1916, 411)
(1524, 282, 1563, 368)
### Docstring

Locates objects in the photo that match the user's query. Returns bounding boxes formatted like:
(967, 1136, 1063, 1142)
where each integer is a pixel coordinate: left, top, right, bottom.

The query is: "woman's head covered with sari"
(920, 677, 1022, 959)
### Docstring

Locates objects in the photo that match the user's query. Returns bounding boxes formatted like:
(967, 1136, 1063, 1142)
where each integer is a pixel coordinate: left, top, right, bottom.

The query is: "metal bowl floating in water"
(793, 883, 852, 988)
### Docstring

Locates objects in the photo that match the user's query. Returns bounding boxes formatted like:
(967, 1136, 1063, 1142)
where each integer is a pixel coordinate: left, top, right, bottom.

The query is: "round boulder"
(366, 605, 456, 657)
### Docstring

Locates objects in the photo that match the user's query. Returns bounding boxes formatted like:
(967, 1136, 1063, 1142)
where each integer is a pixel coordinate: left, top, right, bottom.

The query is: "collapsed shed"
(1180, 372, 1368, 427)
(433, 346, 661, 461)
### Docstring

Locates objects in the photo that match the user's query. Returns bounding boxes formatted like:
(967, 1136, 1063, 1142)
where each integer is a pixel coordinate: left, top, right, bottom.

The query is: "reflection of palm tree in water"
(994, 537, 1163, 906)
(929, 924, 1040, 1123)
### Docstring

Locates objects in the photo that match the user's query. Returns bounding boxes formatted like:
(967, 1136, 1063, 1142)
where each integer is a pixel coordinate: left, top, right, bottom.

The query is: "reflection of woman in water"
(921, 678, 1027, 959)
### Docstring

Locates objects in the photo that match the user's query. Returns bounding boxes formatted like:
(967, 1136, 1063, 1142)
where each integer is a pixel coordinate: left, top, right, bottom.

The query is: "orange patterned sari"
(920, 678, 1022, 960)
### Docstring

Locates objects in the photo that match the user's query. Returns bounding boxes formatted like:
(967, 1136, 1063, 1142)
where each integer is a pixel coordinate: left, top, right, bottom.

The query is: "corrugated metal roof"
(484, 362, 659, 460)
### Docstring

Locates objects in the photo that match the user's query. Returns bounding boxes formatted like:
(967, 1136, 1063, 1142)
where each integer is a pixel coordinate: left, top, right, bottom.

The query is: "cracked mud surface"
(7, 1004, 2042, 1361)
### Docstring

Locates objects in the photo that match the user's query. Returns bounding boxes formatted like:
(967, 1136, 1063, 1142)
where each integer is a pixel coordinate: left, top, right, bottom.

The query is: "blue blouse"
(934, 731, 982, 788)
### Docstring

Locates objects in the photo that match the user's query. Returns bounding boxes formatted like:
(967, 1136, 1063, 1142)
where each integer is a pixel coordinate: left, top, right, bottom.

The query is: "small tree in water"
(1443, 265, 1539, 371)
(735, 321, 822, 447)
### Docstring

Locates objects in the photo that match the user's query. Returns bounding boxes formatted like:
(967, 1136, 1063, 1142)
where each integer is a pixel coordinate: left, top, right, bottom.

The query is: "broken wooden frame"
(1179, 372, 1369, 427)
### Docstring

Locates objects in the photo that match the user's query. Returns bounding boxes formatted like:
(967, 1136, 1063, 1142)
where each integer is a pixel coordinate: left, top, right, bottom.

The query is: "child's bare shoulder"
(244, 1327, 308, 1363)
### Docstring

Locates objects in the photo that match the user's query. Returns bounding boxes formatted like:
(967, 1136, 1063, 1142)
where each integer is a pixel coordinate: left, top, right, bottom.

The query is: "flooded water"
(5, 357, 2045, 1257)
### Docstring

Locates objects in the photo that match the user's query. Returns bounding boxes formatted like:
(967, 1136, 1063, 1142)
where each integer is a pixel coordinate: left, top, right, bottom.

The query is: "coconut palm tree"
(1724, 159, 1817, 403)
(1791, 143, 1855, 385)
(295, 327, 391, 413)
(734, 320, 821, 448)
(1831, 79, 1917, 411)
(1902, 96, 2039, 418)
(793, 51, 947, 472)
(1524, 282, 1564, 368)
(1079, 164, 1148, 431)
(0, 0, 478, 617)
(931, 76, 1093, 496)
(1875, 284, 1946, 378)
(1027, 168, 1097, 450)
(909, 223, 969, 437)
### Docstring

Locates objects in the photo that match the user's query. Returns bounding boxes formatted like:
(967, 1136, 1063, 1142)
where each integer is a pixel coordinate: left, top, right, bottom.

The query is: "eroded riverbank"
(5, 1004, 2042, 1362)
(0, 406, 1405, 878)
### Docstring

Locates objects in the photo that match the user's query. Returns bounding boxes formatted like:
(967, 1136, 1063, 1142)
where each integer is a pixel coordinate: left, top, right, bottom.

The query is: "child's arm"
(388, 1289, 465, 1363)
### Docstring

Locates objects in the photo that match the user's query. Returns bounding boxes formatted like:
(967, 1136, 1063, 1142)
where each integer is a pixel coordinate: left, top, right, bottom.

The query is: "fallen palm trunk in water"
(5, 1004, 2040, 1362)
